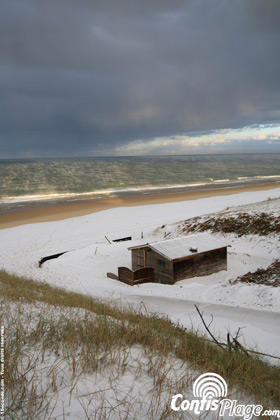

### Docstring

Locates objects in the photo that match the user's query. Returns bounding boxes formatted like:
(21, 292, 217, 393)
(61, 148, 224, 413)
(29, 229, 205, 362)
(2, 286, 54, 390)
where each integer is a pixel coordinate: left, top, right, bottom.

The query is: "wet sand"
(0, 182, 279, 230)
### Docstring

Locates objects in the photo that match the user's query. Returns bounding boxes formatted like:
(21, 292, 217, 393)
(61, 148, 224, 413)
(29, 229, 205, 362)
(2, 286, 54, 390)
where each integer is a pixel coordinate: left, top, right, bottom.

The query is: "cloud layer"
(1, 0, 280, 156)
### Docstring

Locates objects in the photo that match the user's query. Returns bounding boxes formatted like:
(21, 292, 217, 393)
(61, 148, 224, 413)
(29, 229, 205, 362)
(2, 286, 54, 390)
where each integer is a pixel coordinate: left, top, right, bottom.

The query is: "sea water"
(0, 154, 279, 212)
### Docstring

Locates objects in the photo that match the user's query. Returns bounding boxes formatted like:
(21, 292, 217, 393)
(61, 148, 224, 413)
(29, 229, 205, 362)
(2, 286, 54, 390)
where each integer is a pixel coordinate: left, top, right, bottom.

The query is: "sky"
(0, 0, 280, 157)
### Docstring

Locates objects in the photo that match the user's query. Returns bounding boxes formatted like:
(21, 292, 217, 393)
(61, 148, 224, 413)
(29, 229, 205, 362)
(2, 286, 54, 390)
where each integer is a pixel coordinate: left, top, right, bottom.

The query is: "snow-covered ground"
(5, 299, 258, 420)
(1, 187, 280, 361)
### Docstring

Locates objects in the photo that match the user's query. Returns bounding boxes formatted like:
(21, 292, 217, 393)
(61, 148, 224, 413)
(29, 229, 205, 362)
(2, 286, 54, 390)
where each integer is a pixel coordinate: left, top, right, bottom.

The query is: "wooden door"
(137, 250, 144, 268)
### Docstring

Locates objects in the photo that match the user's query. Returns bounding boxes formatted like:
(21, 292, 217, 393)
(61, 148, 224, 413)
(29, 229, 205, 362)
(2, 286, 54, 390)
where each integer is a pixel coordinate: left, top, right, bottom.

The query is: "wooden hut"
(128, 233, 229, 284)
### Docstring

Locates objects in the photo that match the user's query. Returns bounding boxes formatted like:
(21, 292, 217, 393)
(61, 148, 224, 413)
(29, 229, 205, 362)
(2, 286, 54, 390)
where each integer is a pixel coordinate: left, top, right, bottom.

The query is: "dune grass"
(180, 211, 280, 237)
(1, 270, 280, 419)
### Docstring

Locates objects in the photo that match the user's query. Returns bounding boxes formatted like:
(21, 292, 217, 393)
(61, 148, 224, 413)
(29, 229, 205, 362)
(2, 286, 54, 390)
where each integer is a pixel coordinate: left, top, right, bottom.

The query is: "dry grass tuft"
(1, 270, 280, 419)
(181, 212, 280, 236)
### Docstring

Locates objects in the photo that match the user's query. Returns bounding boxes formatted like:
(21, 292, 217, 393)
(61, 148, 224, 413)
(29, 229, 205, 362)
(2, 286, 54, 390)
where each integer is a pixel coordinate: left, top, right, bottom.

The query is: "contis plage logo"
(170, 372, 280, 419)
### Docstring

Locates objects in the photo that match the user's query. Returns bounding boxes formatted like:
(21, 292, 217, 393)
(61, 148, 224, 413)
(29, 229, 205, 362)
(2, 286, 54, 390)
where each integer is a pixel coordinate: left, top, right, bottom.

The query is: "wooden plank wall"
(118, 266, 155, 286)
(133, 267, 154, 285)
(118, 266, 134, 285)
(131, 249, 147, 270)
(173, 247, 227, 281)
(145, 248, 174, 284)
(131, 246, 227, 284)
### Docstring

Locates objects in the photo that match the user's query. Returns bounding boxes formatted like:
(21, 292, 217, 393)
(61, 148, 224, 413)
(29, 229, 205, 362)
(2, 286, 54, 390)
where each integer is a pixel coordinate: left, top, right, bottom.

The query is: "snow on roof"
(129, 233, 229, 261)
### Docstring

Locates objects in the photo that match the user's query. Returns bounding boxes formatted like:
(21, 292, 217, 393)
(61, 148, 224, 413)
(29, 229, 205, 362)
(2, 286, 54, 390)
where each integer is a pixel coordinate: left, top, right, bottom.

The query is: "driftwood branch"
(195, 304, 226, 351)
(232, 337, 250, 357)
(194, 304, 280, 361)
(195, 303, 248, 355)
(202, 336, 280, 361)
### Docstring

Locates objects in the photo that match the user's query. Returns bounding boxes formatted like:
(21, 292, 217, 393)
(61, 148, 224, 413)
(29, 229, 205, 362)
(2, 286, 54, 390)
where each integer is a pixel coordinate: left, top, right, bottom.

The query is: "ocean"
(0, 154, 279, 213)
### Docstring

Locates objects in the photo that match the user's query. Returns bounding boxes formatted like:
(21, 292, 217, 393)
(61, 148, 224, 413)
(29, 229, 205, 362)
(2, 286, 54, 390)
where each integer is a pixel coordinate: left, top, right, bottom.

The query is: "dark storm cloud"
(0, 0, 280, 156)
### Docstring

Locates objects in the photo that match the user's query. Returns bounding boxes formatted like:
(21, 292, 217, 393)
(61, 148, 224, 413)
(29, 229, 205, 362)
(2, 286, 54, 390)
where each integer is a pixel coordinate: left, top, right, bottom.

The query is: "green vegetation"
(1, 270, 280, 419)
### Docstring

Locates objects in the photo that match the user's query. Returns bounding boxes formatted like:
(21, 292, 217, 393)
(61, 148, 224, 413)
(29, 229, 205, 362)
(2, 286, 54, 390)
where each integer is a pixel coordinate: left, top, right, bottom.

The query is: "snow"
(2, 299, 257, 420)
(131, 233, 229, 261)
(1, 187, 280, 361)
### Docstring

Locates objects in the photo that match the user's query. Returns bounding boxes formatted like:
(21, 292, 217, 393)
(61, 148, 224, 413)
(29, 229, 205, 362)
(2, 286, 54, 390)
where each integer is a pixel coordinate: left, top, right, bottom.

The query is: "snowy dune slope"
(1, 187, 280, 360)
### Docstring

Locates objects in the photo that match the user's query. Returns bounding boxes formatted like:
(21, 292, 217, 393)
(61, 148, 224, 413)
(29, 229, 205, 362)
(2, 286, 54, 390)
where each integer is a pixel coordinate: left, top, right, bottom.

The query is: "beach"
(1, 181, 280, 417)
(1, 184, 280, 359)
(1, 181, 279, 229)
(3, 1, 280, 414)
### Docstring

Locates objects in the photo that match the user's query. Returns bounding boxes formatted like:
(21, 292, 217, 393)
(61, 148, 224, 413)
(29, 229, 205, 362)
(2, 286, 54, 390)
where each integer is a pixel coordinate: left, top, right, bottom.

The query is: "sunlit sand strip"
(0, 181, 279, 230)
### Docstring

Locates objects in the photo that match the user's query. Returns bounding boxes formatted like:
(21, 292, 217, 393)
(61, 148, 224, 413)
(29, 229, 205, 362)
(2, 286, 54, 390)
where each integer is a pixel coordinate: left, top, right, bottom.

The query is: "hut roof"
(128, 233, 229, 262)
